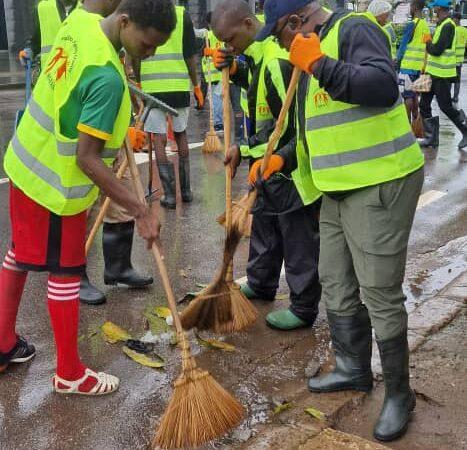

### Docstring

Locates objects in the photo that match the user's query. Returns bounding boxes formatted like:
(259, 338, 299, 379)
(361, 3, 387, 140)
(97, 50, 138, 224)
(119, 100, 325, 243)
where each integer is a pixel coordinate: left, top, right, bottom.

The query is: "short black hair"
(411, 0, 425, 11)
(117, 0, 177, 34)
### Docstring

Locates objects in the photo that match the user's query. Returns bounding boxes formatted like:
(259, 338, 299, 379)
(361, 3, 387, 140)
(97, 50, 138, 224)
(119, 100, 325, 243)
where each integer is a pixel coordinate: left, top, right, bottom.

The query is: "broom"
(202, 39, 222, 153)
(180, 68, 258, 333)
(121, 137, 244, 448)
(216, 67, 301, 239)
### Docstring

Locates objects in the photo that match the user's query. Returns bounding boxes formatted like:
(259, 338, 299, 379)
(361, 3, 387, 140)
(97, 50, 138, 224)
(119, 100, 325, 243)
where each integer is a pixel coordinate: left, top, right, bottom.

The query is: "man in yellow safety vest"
(258, 0, 424, 441)
(0, 0, 174, 396)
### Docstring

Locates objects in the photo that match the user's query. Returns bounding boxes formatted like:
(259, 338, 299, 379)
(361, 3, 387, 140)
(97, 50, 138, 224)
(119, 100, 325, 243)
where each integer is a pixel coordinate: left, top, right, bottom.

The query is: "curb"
(0, 82, 25, 91)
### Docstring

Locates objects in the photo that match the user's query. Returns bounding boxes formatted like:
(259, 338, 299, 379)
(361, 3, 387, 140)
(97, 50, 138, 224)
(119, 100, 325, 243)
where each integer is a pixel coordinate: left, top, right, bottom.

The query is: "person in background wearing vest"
(396, 0, 430, 123)
(259, 0, 425, 441)
(0, 0, 175, 395)
(368, 0, 397, 62)
(452, 12, 467, 107)
(202, 12, 224, 132)
(28, 0, 78, 69)
(420, 0, 467, 150)
(135, 5, 204, 210)
(77, 0, 154, 305)
(211, 0, 322, 331)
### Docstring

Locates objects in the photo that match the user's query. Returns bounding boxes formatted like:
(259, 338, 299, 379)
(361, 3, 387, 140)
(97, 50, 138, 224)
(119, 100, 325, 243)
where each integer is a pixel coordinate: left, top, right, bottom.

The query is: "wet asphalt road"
(0, 73, 466, 449)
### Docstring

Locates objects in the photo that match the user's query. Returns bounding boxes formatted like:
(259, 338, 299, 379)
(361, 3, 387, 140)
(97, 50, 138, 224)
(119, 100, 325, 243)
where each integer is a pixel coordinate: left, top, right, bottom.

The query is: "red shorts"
(9, 185, 86, 275)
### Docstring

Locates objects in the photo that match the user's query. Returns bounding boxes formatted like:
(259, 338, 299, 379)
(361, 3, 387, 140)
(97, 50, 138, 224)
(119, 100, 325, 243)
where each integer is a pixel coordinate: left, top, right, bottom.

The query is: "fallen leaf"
(101, 321, 131, 344)
(195, 283, 208, 289)
(154, 306, 171, 319)
(304, 406, 326, 421)
(179, 269, 188, 278)
(275, 293, 289, 301)
(143, 309, 169, 335)
(196, 333, 236, 352)
(122, 346, 165, 368)
(273, 402, 293, 415)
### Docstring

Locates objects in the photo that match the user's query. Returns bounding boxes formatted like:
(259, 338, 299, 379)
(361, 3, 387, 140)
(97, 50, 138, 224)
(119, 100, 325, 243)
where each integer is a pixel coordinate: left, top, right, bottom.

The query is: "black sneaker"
(0, 337, 36, 371)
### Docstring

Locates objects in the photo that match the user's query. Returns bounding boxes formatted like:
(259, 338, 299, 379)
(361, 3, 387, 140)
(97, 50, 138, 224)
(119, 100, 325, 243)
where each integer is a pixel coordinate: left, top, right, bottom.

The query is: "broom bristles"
(217, 193, 252, 237)
(153, 368, 244, 449)
(203, 130, 222, 153)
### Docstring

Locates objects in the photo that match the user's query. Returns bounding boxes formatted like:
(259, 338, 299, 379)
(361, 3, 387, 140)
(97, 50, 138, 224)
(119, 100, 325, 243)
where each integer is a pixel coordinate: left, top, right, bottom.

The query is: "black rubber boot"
(178, 156, 193, 203)
(79, 272, 106, 305)
(157, 162, 176, 209)
(308, 306, 373, 393)
(419, 116, 439, 148)
(103, 221, 153, 288)
(373, 331, 416, 442)
(454, 115, 467, 149)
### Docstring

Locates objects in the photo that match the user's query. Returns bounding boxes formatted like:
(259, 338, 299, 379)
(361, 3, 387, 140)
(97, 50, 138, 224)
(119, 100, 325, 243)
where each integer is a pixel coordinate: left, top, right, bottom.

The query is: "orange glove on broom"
(289, 33, 325, 74)
(212, 48, 237, 75)
(194, 85, 204, 109)
(248, 155, 284, 185)
(422, 33, 432, 44)
(203, 47, 214, 57)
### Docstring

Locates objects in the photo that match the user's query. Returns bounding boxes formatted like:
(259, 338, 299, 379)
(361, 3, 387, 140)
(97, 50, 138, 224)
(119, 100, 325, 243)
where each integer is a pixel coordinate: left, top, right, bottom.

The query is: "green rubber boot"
(240, 283, 259, 300)
(266, 309, 309, 331)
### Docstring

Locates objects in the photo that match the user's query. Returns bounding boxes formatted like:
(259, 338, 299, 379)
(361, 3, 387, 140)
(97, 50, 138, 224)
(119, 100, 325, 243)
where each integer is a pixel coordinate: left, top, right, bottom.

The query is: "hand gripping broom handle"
(245, 67, 301, 213)
(123, 137, 195, 370)
(85, 156, 129, 256)
(260, 66, 301, 174)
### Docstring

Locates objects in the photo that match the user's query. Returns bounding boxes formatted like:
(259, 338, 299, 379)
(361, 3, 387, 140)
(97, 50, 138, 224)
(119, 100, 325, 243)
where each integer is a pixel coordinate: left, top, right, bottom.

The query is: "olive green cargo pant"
(319, 167, 424, 340)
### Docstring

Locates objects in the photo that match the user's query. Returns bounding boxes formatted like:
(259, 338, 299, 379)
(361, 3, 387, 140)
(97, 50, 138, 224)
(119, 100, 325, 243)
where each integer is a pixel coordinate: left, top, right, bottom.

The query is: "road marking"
(0, 178, 9, 185)
(134, 141, 204, 165)
(417, 190, 446, 210)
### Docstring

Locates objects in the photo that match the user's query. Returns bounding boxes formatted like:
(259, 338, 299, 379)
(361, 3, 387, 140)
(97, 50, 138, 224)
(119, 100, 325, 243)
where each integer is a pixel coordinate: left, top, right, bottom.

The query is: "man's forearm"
(186, 56, 198, 86)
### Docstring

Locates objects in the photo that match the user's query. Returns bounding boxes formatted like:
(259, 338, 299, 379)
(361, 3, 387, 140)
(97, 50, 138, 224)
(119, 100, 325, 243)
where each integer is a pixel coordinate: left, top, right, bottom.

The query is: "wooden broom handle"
(206, 37, 215, 126)
(123, 137, 185, 336)
(260, 67, 301, 174)
(85, 156, 129, 256)
(222, 67, 233, 232)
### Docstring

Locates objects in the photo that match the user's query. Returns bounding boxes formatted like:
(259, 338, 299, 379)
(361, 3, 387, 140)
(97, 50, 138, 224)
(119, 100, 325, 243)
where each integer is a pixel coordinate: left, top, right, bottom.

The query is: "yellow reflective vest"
(4, 11, 131, 216)
(400, 18, 430, 71)
(383, 23, 397, 58)
(202, 30, 222, 84)
(455, 25, 467, 65)
(140, 6, 190, 93)
(38, 0, 63, 67)
(304, 13, 424, 192)
(426, 18, 457, 78)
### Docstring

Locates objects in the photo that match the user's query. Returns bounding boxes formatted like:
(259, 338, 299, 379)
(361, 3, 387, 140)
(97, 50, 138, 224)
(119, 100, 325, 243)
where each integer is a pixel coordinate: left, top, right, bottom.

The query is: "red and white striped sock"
(47, 275, 87, 383)
(0, 249, 27, 353)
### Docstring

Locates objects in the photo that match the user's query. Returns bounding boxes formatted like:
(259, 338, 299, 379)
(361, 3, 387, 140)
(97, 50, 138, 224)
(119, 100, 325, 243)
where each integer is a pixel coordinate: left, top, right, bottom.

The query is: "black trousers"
(246, 202, 321, 322)
(452, 65, 462, 102)
(420, 76, 463, 128)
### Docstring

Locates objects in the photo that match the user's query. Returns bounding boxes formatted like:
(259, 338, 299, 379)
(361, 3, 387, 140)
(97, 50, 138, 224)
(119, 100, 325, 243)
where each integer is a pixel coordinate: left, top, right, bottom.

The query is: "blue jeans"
(212, 81, 223, 128)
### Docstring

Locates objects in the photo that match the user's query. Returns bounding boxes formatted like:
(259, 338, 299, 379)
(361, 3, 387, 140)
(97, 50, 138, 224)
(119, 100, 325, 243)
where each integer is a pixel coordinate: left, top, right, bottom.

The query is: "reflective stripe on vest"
(4, 10, 130, 216)
(304, 12, 424, 192)
(455, 26, 467, 64)
(400, 18, 430, 71)
(383, 23, 397, 58)
(426, 19, 457, 78)
(38, 0, 63, 68)
(202, 30, 222, 83)
(141, 6, 190, 93)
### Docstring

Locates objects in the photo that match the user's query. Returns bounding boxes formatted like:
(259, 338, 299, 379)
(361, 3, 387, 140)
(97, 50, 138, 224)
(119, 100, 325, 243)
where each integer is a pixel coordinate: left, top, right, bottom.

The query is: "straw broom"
(216, 67, 301, 240)
(120, 138, 243, 448)
(202, 39, 222, 153)
(180, 68, 258, 333)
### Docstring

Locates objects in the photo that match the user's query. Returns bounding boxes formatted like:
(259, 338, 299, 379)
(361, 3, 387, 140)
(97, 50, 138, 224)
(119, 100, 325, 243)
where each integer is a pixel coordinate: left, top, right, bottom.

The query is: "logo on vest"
(313, 90, 330, 108)
(46, 47, 68, 81)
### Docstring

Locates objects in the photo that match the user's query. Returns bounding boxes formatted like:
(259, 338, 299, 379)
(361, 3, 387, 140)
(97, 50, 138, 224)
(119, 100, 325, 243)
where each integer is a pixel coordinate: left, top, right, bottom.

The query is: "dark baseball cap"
(255, 0, 312, 41)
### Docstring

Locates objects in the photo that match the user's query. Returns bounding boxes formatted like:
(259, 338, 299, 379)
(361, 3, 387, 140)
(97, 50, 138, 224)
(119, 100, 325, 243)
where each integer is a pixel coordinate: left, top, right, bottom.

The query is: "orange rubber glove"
(194, 85, 204, 109)
(422, 33, 432, 44)
(289, 33, 325, 74)
(203, 47, 214, 57)
(248, 155, 284, 185)
(128, 127, 146, 151)
(213, 48, 237, 75)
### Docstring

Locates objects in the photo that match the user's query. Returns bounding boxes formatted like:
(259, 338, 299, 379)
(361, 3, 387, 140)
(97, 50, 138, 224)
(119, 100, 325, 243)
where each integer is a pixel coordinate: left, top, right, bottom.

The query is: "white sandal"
(53, 368, 119, 395)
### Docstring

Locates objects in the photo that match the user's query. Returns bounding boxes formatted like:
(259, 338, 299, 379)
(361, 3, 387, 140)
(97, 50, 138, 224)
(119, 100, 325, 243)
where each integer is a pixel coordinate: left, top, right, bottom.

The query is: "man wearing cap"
(419, 0, 467, 149)
(257, 0, 424, 441)
(452, 12, 467, 107)
(210, 0, 322, 331)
